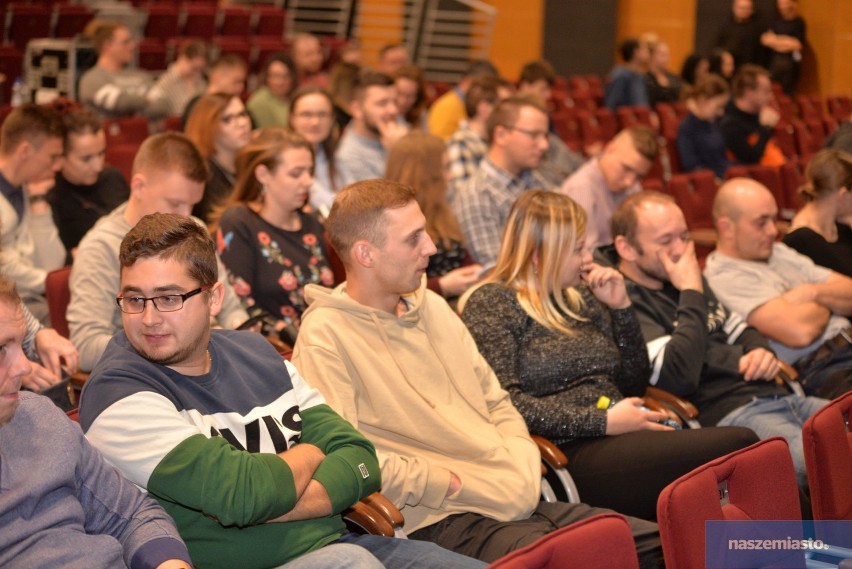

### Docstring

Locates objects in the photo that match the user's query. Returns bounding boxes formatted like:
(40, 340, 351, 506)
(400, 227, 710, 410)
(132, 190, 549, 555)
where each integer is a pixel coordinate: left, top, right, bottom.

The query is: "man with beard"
(453, 96, 551, 266)
(704, 178, 852, 399)
(603, 190, 827, 488)
(335, 70, 408, 182)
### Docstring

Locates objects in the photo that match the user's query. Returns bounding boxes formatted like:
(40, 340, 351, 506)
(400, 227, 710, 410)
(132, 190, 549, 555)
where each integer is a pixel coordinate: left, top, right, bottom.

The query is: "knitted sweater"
(461, 283, 650, 444)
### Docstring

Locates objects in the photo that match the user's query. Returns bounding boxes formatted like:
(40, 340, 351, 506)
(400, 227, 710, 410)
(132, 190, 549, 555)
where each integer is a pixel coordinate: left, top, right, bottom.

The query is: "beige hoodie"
(293, 280, 541, 533)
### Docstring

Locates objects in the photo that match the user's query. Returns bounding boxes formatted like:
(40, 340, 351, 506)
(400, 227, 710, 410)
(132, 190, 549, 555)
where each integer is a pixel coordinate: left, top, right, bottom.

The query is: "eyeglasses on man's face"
(116, 286, 210, 314)
(505, 125, 549, 141)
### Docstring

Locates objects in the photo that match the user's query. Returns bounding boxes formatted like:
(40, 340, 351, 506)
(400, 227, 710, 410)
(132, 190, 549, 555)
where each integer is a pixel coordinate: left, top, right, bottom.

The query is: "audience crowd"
(1, 2, 850, 567)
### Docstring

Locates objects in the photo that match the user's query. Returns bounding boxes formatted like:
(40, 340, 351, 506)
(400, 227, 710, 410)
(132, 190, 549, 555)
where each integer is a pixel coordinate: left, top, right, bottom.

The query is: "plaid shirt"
(446, 121, 488, 202)
(453, 158, 550, 266)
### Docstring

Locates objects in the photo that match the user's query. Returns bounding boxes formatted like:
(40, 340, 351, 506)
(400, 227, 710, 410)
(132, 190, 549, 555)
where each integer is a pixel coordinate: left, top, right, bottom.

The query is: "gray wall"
(543, 0, 619, 78)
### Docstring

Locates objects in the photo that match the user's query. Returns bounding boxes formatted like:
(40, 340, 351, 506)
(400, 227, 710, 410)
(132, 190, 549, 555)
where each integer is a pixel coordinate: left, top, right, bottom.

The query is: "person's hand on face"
(658, 240, 703, 293)
(581, 263, 631, 309)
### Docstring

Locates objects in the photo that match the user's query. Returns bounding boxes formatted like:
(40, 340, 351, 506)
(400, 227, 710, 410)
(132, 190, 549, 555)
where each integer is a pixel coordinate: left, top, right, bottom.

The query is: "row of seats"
(0, 2, 288, 51)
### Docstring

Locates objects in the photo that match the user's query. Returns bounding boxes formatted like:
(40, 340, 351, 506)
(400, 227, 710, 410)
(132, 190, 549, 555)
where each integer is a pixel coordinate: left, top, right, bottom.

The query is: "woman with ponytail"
(783, 149, 852, 276)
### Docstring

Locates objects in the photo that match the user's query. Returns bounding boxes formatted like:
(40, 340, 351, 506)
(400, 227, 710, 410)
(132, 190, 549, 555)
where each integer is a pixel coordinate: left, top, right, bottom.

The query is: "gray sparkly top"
(461, 283, 650, 444)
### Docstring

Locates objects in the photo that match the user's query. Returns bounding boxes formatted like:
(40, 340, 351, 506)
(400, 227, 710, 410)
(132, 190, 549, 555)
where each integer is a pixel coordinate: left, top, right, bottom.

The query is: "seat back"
(45, 266, 73, 339)
(488, 513, 640, 569)
(657, 437, 800, 569)
(6, 3, 51, 49)
(803, 391, 852, 520)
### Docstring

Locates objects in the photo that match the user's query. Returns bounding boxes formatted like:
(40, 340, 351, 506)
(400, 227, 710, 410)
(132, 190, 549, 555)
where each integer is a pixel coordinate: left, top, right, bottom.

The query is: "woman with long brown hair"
(215, 127, 333, 340)
(384, 131, 481, 301)
(185, 92, 252, 223)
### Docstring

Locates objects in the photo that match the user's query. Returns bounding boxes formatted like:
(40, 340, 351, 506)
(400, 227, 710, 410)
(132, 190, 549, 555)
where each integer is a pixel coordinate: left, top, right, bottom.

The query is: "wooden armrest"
(645, 386, 699, 420)
(775, 359, 805, 396)
(776, 359, 799, 384)
(532, 435, 568, 469)
(361, 493, 405, 530)
(689, 228, 718, 247)
(264, 334, 292, 358)
(69, 371, 89, 390)
(343, 500, 395, 537)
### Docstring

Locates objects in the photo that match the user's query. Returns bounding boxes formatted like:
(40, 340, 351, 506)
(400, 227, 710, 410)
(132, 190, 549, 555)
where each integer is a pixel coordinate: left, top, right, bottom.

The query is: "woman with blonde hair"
(215, 127, 334, 342)
(783, 149, 852, 276)
(460, 189, 758, 520)
(384, 131, 481, 301)
(185, 92, 252, 223)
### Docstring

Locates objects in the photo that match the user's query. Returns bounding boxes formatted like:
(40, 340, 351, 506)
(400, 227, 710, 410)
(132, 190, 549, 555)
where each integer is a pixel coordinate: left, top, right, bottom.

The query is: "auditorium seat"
(182, 3, 217, 41)
(252, 5, 286, 40)
(657, 438, 800, 569)
(137, 38, 168, 72)
(5, 3, 51, 49)
(803, 391, 852, 521)
(827, 95, 852, 122)
(53, 3, 94, 38)
(142, 4, 180, 42)
(655, 102, 682, 141)
(218, 5, 252, 38)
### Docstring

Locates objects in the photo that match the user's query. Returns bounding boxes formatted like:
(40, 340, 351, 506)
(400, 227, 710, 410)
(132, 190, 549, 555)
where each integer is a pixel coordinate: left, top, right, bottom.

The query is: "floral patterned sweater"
(216, 205, 334, 329)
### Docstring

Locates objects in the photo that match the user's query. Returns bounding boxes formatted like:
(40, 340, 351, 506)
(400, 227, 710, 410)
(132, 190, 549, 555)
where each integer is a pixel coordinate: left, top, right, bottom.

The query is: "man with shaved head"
(704, 178, 852, 399)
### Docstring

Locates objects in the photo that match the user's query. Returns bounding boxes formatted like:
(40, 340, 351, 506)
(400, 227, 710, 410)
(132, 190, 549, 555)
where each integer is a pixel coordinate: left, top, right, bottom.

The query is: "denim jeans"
(339, 533, 487, 568)
(275, 543, 384, 569)
(718, 395, 829, 486)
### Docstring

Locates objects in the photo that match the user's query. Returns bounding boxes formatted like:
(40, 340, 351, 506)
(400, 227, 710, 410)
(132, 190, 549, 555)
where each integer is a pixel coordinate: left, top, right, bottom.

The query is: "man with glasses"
(68, 133, 248, 371)
(79, 212, 486, 569)
(453, 95, 551, 266)
(559, 126, 658, 249)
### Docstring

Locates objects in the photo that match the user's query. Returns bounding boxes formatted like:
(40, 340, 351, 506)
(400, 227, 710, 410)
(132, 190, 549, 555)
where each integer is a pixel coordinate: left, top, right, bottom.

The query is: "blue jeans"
(718, 395, 829, 486)
(338, 533, 487, 569)
(276, 543, 384, 568)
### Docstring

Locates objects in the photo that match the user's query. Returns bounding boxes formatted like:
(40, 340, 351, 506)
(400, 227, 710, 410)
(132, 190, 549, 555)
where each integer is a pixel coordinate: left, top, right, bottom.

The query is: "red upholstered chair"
(45, 266, 73, 339)
(5, 3, 51, 49)
(657, 437, 800, 569)
(218, 5, 252, 38)
(181, 4, 217, 41)
(142, 4, 180, 42)
(53, 4, 95, 38)
(803, 391, 852, 520)
(488, 513, 640, 569)
(827, 95, 852, 122)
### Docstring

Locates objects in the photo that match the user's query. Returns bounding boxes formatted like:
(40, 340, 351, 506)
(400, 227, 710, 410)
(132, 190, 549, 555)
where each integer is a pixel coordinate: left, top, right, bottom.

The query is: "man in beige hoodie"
(292, 179, 662, 567)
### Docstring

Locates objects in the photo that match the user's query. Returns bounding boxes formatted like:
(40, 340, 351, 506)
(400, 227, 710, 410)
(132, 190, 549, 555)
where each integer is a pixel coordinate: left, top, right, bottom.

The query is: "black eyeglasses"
(116, 286, 210, 314)
(221, 110, 250, 125)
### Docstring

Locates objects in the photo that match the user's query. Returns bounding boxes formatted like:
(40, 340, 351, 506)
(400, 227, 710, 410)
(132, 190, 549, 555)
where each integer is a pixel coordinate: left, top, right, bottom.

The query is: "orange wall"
(482, 0, 544, 81)
(798, 0, 852, 96)
(616, 0, 697, 78)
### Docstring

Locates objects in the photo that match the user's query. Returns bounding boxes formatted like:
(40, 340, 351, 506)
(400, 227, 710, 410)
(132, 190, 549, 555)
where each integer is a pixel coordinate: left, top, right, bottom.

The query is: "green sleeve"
(299, 404, 381, 513)
(147, 434, 298, 528)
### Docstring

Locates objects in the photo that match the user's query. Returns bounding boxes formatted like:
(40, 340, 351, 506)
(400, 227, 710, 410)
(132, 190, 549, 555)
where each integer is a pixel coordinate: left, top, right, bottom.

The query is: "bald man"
(559, 126, 658, 249)
(704, 178, 852, 399)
